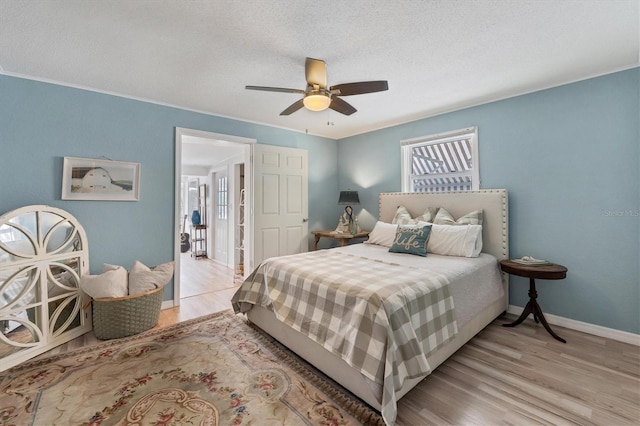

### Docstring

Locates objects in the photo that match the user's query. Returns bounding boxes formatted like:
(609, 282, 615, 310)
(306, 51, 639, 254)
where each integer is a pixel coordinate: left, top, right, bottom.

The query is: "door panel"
(260, 228, 280, 260)
(253, 145, 308, 266)
(261, 174, 280, 214)
(286, 175, 303, 213)
(286, 227, 304, 254)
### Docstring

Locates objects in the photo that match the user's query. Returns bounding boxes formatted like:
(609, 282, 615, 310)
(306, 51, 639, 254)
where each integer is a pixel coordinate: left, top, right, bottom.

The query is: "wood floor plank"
(180, 253, 238, 297)
(444, 357, 588, 425)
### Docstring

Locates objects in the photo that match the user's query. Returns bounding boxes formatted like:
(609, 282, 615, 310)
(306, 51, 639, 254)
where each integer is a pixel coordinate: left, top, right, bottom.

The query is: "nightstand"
(500, 259, 568, 343)
(312, 230, 370, 251)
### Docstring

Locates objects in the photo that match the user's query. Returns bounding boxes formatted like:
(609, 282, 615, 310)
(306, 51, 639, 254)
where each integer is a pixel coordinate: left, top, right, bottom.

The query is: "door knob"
(302, 218, 309, 222)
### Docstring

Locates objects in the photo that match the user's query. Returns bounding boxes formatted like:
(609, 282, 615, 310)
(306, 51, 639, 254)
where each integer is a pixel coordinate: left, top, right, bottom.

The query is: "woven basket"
(92, 286, 163, 340)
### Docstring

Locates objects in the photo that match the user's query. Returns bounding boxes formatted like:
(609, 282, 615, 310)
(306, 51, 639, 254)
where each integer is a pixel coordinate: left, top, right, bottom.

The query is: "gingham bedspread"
(231, 249, 458, 425)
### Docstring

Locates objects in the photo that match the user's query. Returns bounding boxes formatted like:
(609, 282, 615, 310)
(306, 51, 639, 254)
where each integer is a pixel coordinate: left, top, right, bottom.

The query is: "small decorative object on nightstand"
(312, 230, 370, 251)
(336, 191, 360, 235)
(500, 258, 568, 343)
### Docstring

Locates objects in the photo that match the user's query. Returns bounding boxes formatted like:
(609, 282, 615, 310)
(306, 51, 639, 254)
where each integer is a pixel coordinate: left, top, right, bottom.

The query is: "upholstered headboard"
(379, 189, 508, 261)
(379, 190, 509, 308)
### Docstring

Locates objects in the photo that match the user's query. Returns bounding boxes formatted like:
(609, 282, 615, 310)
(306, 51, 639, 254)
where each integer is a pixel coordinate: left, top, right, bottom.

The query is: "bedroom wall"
(0, 75, 338, 300)
(336, 68, 639, 335)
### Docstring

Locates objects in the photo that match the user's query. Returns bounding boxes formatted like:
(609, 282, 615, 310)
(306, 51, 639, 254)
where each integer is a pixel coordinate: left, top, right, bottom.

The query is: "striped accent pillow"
(433, 208, 483, 226)
(392, 205, 439, 225)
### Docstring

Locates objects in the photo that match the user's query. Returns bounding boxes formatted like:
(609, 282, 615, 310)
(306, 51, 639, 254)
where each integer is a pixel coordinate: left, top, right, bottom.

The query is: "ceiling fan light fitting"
(303, 93, 331, 111)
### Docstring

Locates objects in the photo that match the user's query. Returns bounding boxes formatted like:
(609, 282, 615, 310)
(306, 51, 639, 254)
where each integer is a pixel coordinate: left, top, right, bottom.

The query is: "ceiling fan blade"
(280, 99, 305, 115)
(246, 85, 305, 94)
(330, 80, 388, 96)
(305, 57, 327, 89)
(329, 97, 357, 115)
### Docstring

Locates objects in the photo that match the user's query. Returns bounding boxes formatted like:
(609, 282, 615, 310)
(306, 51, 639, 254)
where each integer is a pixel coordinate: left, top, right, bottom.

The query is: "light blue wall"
(2, 70, 637, 333)
(337, 68, 639, 334)
(0, 75, 338, 299)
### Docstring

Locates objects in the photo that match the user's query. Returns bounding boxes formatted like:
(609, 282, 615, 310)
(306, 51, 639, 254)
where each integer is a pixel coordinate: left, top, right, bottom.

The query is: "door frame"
(173, 127, 255, 308)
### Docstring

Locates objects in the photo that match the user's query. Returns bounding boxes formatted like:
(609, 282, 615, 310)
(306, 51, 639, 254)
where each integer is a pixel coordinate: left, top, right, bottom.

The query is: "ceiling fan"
(246, 57, 388, 116)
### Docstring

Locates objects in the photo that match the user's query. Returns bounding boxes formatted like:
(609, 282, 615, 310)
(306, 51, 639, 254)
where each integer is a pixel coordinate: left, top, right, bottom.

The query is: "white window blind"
(401, 127, 479, 192)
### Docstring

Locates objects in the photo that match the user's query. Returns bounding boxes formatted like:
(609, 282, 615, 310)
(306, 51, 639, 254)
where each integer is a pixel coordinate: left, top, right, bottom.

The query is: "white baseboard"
(161, 300, 175, 310)
(507, 305, 639, 346)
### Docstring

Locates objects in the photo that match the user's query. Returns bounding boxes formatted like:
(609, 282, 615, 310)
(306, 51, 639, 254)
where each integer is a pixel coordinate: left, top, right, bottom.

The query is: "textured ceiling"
(1, 0, 638, 139)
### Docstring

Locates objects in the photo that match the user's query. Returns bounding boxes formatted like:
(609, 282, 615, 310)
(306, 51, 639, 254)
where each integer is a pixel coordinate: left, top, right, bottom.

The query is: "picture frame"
(61, 157, 141, 201)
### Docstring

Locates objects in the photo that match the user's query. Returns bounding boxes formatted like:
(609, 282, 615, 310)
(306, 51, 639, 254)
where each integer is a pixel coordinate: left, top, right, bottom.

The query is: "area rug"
(0, 311, 383, 425)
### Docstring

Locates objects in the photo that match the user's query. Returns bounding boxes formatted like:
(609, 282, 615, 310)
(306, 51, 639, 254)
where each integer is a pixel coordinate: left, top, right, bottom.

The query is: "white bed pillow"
(80, 264, 128, 299)
(102, 263, 122, 272)
(364, 221, 398, 247)
(427, 223, 483, 257)
(129, 260, 174, 295)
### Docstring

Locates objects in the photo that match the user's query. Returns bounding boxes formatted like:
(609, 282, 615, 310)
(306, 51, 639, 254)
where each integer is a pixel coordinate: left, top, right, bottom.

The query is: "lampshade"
(303, 93, 331, 111)
(338, 191, 360, 205)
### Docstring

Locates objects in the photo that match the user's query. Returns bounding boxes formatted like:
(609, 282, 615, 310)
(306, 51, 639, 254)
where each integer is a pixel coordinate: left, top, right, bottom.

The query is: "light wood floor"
(34, 259, 640, 425)
(159, 253, 241, 326)
(397, 320, 640, 425)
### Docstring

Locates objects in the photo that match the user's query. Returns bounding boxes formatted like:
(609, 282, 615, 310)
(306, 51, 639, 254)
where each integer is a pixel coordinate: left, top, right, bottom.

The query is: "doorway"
(174, 128, 255, 308)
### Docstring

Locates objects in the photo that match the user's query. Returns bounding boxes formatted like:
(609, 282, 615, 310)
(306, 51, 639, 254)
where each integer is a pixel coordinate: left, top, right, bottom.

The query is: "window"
(401, 127, 479, 192)
(217, 176, 228, 220)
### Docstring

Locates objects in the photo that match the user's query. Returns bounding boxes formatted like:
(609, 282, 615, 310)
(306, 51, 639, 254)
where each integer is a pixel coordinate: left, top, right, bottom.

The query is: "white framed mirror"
(0, 205, 92, 371)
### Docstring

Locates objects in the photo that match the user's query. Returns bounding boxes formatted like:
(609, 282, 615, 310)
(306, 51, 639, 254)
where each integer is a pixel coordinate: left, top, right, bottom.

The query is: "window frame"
(217, 176, 228, 220)
(400, 126, 479, 193)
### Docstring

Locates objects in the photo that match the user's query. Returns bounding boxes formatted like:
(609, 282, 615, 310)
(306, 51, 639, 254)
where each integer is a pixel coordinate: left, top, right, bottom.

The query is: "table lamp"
(338, 190, 360, 234)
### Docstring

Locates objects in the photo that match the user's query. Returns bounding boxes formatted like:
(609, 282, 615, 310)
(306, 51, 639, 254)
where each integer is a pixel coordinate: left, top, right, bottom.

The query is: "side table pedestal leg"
(531, 301, 567, 343)
(502, 277, 566, 343)
(502, 301, 533, 328)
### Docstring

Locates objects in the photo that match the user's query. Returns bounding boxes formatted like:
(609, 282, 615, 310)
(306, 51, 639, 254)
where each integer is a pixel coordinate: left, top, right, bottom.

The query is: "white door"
(214, 172, 229, 265)
(252, 144, 308, 266)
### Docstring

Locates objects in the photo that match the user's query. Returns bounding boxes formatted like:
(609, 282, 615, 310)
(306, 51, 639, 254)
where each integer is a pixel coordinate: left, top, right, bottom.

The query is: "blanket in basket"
(231, 249, 458, 425)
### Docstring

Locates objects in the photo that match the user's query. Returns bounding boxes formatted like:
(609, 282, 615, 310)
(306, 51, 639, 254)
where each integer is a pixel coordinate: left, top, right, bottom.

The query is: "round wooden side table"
(500, 259, 568, 343)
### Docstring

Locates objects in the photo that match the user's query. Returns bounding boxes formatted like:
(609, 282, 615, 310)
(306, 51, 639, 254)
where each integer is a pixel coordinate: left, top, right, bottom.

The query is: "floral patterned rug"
(0, 311, 383, 425)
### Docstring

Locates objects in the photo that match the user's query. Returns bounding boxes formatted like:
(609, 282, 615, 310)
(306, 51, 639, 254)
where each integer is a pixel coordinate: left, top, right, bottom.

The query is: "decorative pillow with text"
(388, 224, 432, 257)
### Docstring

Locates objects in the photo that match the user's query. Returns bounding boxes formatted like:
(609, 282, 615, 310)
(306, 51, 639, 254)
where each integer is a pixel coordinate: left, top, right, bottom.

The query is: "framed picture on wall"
(61, 157, 141, 201)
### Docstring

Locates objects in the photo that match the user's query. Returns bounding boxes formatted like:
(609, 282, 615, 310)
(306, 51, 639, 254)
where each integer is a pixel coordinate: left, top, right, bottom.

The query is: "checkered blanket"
(231, 249, 458, 425)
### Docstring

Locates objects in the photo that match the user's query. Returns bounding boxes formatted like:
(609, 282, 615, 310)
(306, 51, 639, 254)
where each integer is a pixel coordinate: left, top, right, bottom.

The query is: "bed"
(232, 190, 509, 425)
